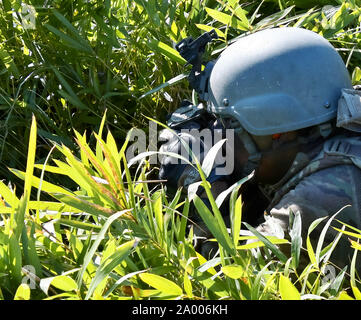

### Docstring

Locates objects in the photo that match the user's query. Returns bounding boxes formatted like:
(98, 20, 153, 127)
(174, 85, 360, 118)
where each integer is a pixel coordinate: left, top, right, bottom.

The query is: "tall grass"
(0, 115, 359, 300)
(1, 0, 361, 187)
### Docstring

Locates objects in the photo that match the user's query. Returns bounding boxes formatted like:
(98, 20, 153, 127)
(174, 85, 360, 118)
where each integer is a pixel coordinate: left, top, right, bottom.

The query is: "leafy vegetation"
(0, 114, 360, 300)
(0, 0, 361, 300)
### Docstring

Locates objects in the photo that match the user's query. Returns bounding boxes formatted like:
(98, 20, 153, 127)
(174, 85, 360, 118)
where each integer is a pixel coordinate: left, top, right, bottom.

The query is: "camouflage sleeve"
(255, 164, 361, 268)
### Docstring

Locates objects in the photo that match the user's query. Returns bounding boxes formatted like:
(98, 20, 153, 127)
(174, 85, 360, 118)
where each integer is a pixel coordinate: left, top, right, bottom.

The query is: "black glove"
(158, 101, 230, 193)
(159, 120, 203, 192)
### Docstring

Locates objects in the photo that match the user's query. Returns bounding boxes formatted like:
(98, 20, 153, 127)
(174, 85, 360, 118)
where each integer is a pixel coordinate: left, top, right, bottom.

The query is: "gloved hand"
(158, 120, 203, 192)
(158, 114, 233, 190)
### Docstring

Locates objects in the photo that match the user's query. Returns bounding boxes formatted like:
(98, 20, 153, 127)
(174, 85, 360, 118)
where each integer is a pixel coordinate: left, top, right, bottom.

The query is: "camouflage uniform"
(256, 134, 361, 270)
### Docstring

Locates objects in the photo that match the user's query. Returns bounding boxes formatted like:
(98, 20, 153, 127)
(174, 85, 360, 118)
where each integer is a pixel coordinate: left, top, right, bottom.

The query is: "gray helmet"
(207, 27, 352, 136)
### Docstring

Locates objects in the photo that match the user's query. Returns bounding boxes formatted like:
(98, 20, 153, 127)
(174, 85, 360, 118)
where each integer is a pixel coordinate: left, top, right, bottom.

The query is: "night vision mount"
(175, 30, 218, 101)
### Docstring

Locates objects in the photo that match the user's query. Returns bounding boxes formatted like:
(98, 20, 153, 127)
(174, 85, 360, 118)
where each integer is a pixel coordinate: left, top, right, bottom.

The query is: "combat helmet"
(207, 27, 352, 136)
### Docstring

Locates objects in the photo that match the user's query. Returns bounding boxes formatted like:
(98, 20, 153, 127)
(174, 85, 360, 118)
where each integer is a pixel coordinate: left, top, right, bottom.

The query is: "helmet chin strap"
(235, 127, 262, 177)
(219, 117, 262, 177)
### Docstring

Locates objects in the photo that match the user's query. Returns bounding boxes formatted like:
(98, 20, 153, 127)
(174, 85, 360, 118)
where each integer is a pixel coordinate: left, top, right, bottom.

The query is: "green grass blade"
(350, 245, 361, 299)
(279, 274, 301, 300)
(193, 195, 235, 256)
(85, 239, 138, 299)
(230, 191, 242, 248)
(45, 24, 92, 53)
(51, 193, 115, 218)
(76, 210, 131, 288)
(0, 47, 20, 78)
(333, 228, 361, 240)
(139, 73, 188, 100)
(289, 209, 302, 269)
(315, 211, 342, 265)
(25, 222, 42, 277)
(215, 171, 254, 208)
(24, 115, 37, 217)
(205, 7, 248, 30)
(222, 264, 244, 279)
(9, 169, 73, 195)
(28, 200, 82, 213)
(201, 139, 226, 177)
(14, 284, 31, 300)
(95, 110, 107, 162)
(8, 232, 22, 286)
(251, 261, 274, 300)
(153, 192, 164, 244)
(0, 180, 19, 207)
(52, 10, 93, 52)
(306, 216, 329, 268)
(147, 40, 186, 65)
(54, 218, 102, 232)
(50, 275, 78, 292)
(243, 222, 288, 264)
(177, 197, 190, 243)
(139, 272, 183, 296)
(237, 238, 289, 250)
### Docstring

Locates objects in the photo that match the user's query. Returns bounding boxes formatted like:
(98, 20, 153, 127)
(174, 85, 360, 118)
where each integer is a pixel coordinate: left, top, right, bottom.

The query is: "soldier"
(159, 27, 361, 271)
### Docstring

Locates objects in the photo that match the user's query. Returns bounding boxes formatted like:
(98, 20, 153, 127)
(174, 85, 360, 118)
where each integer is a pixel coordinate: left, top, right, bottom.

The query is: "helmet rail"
(176, 30, 218, 100)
